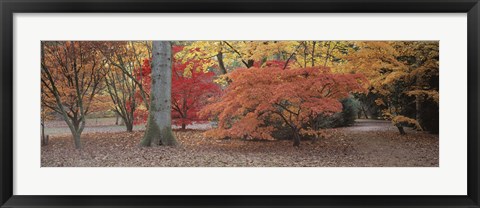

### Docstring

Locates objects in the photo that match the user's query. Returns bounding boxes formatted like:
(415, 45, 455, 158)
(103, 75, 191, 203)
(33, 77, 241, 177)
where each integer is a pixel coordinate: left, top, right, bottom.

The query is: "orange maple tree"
(41, 41, 108, 149)
(200, 67, 367, 146)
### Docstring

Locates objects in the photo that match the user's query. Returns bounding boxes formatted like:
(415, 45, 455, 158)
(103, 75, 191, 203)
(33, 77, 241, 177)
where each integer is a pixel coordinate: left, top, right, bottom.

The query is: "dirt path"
(343, 119, 397, 132)
(333, 119, 438, 166)
(42, 119, 439, 167)
(44, 118, 211, 136)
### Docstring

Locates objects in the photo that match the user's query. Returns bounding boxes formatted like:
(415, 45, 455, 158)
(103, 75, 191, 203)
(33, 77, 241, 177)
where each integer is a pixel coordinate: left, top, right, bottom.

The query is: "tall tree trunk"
(181, 123, 186, 130)
(140, 41, 177, 146)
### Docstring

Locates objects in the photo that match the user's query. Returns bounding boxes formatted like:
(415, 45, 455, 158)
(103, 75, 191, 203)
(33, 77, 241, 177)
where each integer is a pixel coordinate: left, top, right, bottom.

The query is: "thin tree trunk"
(215, 51, 231, 84)
(293, 132, 301, 147)
(323, 41, 336, 67)
(396, 123, 406, 135)
(125, 121, 133, 132)
(181, 123, 186, 130)
(415, 95, 424, 131)
(303, 42, 307, 68)
(73, 132, 82, 149)
(216, 52, 228, 75)
(247, 59, 255, 68)
(311, 41, 316, 67)
(69, 120, 83, 149)
(140, 41, 177, 146)
(41, 121, 48, 146)
(361, 105, 369, 119)
(283, 42, 304, 70)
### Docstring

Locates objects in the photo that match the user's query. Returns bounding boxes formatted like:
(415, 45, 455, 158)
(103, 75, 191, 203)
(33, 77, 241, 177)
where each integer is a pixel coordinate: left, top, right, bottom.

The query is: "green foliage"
(354, 92, 385, 119)
(338, 97, 360, 126)
(311, 96, 360, 129)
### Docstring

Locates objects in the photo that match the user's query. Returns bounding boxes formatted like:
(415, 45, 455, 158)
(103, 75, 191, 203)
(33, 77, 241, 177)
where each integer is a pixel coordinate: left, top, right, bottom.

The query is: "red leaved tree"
(134, 46, 221, 130)
(200, 67, 367, 146)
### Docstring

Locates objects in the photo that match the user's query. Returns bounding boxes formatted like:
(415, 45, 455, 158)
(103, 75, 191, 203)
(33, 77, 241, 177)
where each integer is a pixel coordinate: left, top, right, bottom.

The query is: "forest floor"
(41, 119, 439, 167)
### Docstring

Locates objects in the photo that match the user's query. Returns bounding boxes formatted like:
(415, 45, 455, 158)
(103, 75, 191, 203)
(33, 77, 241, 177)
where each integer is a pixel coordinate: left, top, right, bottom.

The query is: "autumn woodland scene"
(41, 41, 439, 167)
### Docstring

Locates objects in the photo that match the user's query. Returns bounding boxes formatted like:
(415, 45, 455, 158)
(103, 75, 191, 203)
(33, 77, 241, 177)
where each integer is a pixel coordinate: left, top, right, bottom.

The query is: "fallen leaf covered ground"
(41, 119, 438, 167)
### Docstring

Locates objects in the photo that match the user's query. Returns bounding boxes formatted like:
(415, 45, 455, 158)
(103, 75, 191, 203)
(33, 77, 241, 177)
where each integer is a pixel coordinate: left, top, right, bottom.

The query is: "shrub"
(336, 96, 360, 127)
(200, 67, 367, 146)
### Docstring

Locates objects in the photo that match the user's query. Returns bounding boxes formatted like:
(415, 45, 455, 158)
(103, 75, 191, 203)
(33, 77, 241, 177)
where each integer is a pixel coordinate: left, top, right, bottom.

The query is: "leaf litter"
(41, 122, 439, 167)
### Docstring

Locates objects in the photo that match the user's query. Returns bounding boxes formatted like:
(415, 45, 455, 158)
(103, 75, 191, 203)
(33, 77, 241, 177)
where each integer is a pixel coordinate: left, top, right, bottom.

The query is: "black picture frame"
(1, 0, 479, 207)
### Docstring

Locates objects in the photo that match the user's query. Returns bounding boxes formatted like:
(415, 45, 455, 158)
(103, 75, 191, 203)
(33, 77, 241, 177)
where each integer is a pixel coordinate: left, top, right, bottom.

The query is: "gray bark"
(73, 131, 82, 148)
(41, 122, 49, 146)
(140, 41, 177, 146)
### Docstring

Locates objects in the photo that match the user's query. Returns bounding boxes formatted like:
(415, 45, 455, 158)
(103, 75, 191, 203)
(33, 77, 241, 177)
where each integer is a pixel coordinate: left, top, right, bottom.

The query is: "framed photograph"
(1, 0, 479, 207)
